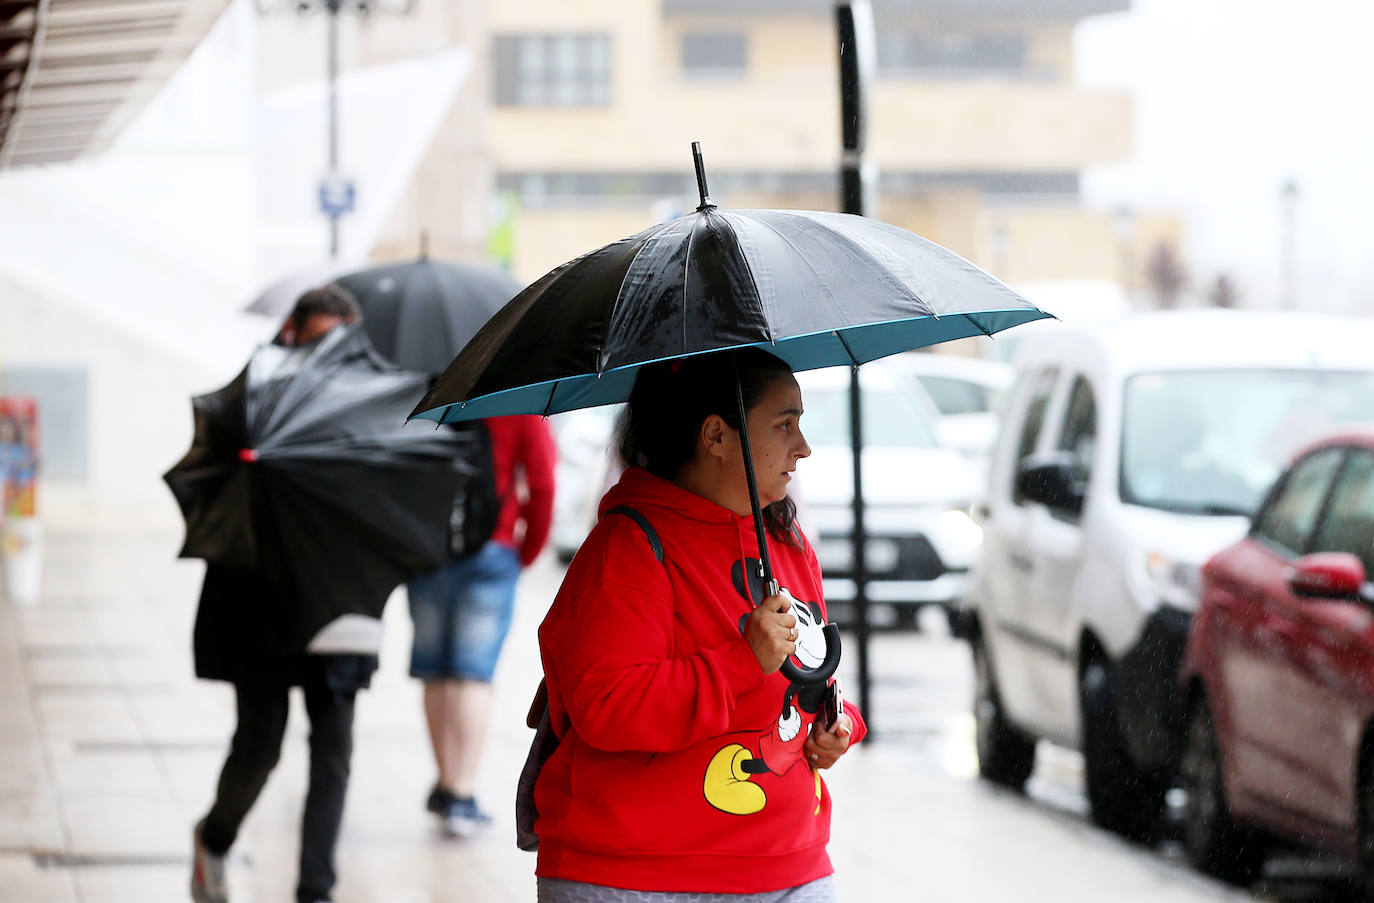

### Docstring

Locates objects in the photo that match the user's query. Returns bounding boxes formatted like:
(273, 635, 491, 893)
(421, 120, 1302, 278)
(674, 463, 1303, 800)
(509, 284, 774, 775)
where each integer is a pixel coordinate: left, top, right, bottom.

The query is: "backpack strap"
(606, 505, 663, 563)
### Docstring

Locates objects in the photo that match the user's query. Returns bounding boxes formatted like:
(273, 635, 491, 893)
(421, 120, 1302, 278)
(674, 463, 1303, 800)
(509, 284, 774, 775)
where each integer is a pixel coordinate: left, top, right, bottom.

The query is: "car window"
(913, 375, 995, 416)
(1252, 448, 1344, 556)
(1309, 449, 1374, 575)
(1056, 376, 1096, 467)
(1048, 376, 1097, 516)
(801, 384, 937, 448)
(1011, 367, 1058, 504)
(1120, 369, 1374, 516)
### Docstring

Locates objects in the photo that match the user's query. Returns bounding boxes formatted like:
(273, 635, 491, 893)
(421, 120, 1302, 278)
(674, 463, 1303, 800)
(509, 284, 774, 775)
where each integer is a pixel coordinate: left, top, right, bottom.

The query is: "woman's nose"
(795, 434, 811, 459)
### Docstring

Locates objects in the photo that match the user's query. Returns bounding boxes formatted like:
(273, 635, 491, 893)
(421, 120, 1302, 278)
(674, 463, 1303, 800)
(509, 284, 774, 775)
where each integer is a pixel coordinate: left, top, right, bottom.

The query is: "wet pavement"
(0, 524, 1351, 902)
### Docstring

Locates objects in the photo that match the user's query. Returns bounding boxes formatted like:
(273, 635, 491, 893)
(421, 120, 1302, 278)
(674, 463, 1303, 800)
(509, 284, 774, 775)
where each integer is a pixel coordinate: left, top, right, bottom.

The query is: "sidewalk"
(0, 525, 1246, 903)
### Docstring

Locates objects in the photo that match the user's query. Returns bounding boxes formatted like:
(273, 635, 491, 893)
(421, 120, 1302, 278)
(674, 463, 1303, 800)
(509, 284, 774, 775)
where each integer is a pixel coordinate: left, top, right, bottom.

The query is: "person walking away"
(532, 348, 865, 901)
(191, 286, 374, 903)
(410, 413, 556, 835)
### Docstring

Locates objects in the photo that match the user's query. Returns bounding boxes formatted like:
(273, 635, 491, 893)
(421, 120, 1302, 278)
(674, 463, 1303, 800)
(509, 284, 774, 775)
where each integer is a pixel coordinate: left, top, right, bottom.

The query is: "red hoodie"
(534, 467, 866, 893)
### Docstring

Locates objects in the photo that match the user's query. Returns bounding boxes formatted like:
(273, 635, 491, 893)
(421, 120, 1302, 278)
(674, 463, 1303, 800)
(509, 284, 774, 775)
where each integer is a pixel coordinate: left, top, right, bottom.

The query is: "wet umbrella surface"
(334, 256, 521, 375)
(164, 324, 467, 651)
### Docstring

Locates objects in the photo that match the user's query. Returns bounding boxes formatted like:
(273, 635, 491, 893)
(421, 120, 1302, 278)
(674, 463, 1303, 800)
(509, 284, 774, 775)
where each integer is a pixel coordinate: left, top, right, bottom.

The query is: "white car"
(795, 362, 983, 631)
(879, 351, 1012, 470)
(965, 309, 1374, 841)
(549, 405, 621, 563)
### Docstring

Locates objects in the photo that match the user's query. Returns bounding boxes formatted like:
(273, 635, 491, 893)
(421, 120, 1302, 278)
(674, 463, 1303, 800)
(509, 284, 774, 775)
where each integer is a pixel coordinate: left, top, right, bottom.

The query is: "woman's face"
(733, 372, 811, 507)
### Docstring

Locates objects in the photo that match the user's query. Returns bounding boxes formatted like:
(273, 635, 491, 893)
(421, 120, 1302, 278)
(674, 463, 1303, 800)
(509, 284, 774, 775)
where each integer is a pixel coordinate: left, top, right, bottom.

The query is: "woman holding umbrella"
(532, 347, 865, 902)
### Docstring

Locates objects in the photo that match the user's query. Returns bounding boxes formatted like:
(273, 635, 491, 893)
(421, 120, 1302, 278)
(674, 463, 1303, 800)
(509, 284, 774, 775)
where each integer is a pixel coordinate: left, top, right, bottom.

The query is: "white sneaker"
(191, 820, 228, 903)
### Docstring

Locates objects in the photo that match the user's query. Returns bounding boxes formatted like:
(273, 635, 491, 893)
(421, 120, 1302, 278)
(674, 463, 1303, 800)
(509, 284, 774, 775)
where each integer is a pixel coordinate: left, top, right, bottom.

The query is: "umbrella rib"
(834, 329, 861, 366)
(964, 313, 995, 339)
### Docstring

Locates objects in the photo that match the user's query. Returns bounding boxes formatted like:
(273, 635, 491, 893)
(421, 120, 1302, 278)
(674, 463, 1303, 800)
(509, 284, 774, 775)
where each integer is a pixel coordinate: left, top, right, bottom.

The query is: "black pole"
(327, 0, 341, 258)
(837, 0, 875, 732)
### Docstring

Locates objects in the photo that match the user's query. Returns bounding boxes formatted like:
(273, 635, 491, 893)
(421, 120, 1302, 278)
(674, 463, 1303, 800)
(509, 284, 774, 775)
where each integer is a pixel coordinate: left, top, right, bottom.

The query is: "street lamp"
(255, 0, 415, 258)
(1279, 177, 1300, 310)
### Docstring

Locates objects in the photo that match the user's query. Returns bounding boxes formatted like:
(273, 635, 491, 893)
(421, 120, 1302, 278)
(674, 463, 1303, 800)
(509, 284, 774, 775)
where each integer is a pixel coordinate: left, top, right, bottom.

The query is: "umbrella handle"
(780, 623, 843, 686)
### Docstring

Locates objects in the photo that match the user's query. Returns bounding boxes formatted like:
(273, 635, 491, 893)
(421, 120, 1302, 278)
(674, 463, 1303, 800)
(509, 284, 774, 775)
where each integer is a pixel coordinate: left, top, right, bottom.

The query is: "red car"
(1179, 431, 1374, 888)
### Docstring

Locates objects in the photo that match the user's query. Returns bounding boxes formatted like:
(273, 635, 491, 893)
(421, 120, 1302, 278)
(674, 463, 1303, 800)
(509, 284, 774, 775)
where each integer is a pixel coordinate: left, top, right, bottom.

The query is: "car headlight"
(1144, 551, 1202, 609)
(935, 508, 983, 549)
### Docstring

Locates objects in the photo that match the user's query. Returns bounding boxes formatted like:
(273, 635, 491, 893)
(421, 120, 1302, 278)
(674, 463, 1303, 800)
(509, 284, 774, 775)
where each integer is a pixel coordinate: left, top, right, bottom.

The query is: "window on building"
(493, 34, 612, 107)
(680, 31, 747, 78)
(877, 30, 1027, 77)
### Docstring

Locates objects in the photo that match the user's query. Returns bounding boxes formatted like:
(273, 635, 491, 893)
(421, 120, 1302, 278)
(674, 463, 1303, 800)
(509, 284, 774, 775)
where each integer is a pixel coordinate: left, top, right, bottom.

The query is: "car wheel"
(1079, 655, 1165, 842)
(1179, 695, 1264, 884)
(972, 638, 1035, 790)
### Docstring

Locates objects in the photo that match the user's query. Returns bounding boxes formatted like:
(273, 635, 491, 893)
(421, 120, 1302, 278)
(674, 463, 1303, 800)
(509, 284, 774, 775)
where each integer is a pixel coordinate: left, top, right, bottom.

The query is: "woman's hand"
(804, 713, 853, 769)
(744, 591, 798, 674)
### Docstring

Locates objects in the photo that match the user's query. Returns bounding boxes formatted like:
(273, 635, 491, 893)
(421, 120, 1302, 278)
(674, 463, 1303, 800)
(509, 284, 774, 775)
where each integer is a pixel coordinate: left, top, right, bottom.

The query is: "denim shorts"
(407, 542, 521, 682)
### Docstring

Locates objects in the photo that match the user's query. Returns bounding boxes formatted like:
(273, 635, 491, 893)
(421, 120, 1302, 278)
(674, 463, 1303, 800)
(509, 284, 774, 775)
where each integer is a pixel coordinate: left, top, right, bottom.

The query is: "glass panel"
(914, 375, 990, 416)
(801, 385, 937, 449)
(1252, 448, 1343, 555)
(1310, 450, 1374, 575)
(1121, 369, 1374, 516)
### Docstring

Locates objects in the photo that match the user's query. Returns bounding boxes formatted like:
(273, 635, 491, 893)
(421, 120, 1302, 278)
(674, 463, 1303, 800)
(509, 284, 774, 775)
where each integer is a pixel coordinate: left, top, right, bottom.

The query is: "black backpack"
(447, 420, 501, 559)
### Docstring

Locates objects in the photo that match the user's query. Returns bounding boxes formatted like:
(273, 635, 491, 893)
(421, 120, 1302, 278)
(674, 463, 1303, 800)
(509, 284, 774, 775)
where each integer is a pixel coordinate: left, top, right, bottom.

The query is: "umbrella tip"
(691, 141, 714, 211)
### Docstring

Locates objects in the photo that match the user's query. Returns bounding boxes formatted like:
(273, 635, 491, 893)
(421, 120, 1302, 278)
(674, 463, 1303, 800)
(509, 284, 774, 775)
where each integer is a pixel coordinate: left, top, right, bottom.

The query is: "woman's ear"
(699, 414, 732, 462)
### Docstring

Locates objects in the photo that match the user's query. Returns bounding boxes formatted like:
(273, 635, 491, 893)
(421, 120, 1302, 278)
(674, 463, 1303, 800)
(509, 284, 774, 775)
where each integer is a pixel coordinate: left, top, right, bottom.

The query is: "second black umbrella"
(334, 257, 521, 375)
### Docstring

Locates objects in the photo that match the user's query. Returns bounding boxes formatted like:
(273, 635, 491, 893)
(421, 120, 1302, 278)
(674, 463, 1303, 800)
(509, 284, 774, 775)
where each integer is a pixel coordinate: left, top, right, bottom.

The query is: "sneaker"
(425, 784, 451, 816)
(441, 795, 493, 838)
(191, 820, 228, 903)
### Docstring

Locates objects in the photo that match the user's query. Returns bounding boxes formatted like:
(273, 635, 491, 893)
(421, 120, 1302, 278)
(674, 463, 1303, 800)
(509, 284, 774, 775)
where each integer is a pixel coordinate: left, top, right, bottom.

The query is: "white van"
(965, 309, 1374, 840)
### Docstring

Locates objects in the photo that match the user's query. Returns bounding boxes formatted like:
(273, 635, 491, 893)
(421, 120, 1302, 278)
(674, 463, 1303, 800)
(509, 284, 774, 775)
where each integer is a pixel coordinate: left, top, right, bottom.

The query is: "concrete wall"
(0, 271, 240, 531)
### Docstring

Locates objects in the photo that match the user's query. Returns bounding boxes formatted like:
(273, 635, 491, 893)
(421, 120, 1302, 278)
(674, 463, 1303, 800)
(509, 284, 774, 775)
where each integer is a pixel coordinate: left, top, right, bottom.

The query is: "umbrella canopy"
(334, 257, 521, 374)
(165, 324, 466, 652)
(246, 259, 359, 318)
(409, 207, 1048, 424)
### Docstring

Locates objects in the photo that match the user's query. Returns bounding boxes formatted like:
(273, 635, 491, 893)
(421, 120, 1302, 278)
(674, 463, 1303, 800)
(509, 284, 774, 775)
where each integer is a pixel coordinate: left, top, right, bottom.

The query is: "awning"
(0, 0, 229, 168)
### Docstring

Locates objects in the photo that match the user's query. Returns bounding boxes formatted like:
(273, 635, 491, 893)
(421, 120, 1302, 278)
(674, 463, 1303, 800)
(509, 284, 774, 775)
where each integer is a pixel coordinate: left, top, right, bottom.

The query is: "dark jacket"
(193, 565, 377, 690)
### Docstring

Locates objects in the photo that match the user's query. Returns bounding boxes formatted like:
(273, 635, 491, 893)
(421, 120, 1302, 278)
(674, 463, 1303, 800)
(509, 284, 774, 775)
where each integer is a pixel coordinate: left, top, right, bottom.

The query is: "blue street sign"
(318, 175, 356, 216)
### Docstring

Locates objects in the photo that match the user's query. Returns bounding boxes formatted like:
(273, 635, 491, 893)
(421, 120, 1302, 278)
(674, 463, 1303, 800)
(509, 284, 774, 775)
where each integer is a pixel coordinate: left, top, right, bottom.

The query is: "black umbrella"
(165, 324, 466, 652)
(245, 259, 358, 318)
(409, 145, 1050, 683)
(334, 256, 521, 375)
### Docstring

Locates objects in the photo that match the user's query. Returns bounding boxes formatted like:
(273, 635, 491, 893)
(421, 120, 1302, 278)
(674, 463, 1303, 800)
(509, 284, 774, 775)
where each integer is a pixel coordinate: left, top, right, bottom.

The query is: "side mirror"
(1287, 552, 1367, 600)
(1016, 452, 1084, 515)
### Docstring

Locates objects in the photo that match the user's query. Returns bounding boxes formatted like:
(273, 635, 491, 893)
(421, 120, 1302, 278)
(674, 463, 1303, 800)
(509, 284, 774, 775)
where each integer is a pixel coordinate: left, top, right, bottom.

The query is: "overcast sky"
(1076, 0, 1374, 312)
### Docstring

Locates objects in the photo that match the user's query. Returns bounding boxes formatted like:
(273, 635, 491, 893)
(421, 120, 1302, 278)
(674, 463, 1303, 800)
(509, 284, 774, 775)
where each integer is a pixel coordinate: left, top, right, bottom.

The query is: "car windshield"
(1120, 369, 1374, 516)
(914, 375, 1000, 416)
(802, 385, 938, 448)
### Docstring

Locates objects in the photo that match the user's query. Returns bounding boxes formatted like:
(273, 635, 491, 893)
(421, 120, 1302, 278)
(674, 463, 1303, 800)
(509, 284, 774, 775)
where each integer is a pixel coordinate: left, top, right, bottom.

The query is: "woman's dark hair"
(616, 347, 801, 546)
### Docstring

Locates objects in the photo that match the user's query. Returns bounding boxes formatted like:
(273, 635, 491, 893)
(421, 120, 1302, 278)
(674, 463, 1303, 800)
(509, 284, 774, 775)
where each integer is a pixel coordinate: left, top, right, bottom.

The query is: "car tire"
(972, 637, 1035, 790)
(1179, 695, 1264, 884)
(1079, 655, 1165, 843)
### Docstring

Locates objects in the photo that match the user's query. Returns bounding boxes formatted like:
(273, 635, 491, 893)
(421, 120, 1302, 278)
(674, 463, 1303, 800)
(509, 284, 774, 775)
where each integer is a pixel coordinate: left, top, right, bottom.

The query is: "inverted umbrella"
(410, 145, 1051, 682)
(165, 324, 467, 652)
(334, 256, 520, 374)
